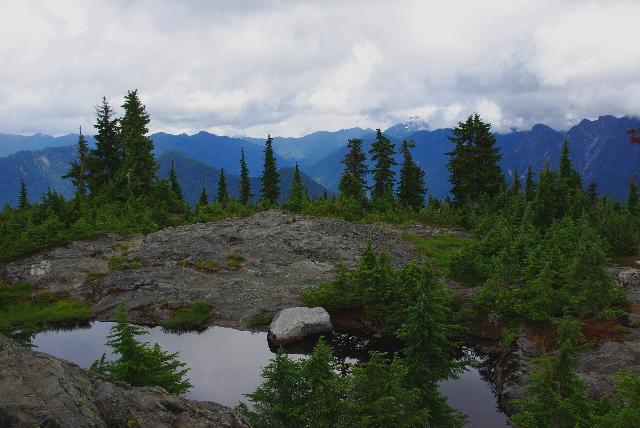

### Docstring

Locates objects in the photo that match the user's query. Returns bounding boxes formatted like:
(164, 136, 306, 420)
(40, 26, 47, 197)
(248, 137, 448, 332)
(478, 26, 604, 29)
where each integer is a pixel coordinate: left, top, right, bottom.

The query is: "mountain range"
(0, 115, 638, 207)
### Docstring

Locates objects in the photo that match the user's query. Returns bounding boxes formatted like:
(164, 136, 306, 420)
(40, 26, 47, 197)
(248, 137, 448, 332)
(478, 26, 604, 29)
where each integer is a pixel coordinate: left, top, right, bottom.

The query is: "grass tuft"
(161, 300, 213, 330)
(404, 232, 466, 273)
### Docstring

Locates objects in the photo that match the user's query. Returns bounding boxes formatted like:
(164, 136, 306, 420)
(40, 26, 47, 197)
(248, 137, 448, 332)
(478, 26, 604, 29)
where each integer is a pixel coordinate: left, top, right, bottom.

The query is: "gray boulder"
(268, 307, 333, 344)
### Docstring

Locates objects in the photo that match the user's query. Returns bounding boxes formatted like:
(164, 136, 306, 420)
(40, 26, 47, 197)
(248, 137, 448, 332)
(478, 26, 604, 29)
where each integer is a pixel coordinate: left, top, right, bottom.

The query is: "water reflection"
(32, 322, 509, 427)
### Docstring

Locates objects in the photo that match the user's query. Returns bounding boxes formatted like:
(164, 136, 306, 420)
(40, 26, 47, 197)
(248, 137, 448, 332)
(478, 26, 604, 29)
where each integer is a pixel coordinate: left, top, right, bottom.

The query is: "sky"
(1, 0, 639, 137)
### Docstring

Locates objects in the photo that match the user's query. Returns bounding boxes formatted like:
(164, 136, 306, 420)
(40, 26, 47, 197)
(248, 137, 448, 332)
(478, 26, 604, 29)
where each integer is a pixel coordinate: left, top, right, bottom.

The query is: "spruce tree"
(168, 161, 183, 201)
(397, 140, 426, 210)
(447, 114, 504, 205)
(586, 182, 597, 204)
(18, 179, 28, 209)
(397, 262, 465, 426)
(287, 163, 307, 211)
(369, 129, 397, 202)
(216, 168, 228, 203)
(525, 165, 535, 202)
(261, 135, 280, 204)
(120, 90, 158, 196)
(559, 138, 582, 190)
(239, 147, 252, 204)
(89, 97, 122, 193)
(338, 138, 368, 200)
(628, 178, 639, 215)
(91, 304, 191, 396)
(512, 167, 522, 195)
(63, 127, 90, 196)
(198, 186, 208, 207)
(512, 314, 593, 427)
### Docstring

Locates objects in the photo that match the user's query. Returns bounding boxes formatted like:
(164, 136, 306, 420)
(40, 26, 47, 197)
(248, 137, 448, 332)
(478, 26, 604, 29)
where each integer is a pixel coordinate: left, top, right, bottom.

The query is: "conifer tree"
(63, 128, 90, 196)
(91, 304, 191, 396)
(447, 114, 504, 205)
(525, 165, 535, 202)
(628, 178, 639, 215)
(397, 262, 465, 426)
(586, 182, 598, 204)
(300, 337, 345, 427)
(120, 90, 158, 196)
(89, 97, 122, 193)
(18, 179, 28, 209)
(261, 135, 280, 204)
(397, 140, 426, 210)
(559, 138, 582, 190)
(512, 314, 593, 427)
(239, 147, 252, 204)
(198, 186, 208, 207)
(168, 161, 183, 201)
(287, 163, 307, 211)
(338, 138, 368, 200)
(216, 168, 228, 203)
(512, 167, 522, 195)
(369, 129, 397, 202)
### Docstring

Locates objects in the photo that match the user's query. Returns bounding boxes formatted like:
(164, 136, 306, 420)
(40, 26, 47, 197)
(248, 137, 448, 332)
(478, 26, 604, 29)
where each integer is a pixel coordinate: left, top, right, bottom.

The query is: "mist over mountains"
(1, 115, 638, 207)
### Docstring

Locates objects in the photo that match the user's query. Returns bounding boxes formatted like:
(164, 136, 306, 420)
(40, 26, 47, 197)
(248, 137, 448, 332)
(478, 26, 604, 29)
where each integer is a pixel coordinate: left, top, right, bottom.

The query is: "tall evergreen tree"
(559, 138, 582, 190)
(239, 147, 252, 204)
(63, 127, 90, 196)
(18, 179, 28, 209)
(628, 178, 639, 215)
(512, 167, 522, 195)
(261, 135, 280, 204)
(89, 97, 122, 193)
(120, 90, 157, 196)
(586, 182, 598, 204)
(397, 262, 465, 426)
(168, 161, 183, 201)
(369, 129, 397, 202)
(338, 138, 368, 200)
(397, 140, 426, 210)
(216, 168, 228, 203)
(198, 186, 208, 207)
(287, 163, 307, 211)
(447, 114, 504, 205)
(525, 165, 536, 202)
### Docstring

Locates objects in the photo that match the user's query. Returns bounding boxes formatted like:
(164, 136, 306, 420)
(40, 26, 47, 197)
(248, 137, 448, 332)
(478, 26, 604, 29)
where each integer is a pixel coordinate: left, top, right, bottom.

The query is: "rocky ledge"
(4, 210, 426, 328)
(0, 334, 249, 428)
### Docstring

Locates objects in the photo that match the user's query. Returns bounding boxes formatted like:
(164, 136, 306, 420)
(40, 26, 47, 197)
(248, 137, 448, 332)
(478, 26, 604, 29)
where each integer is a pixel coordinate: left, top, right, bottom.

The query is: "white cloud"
(0, 0, 639, 137)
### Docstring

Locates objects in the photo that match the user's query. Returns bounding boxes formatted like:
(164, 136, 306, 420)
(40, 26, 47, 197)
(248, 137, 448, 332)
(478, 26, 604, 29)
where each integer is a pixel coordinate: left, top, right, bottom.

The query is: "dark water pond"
(32, 322, 509, 427)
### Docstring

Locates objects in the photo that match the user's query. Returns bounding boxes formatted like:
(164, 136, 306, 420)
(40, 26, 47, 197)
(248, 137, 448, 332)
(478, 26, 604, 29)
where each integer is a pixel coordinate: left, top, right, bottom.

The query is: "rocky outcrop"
(268, 307, 333, 344)
(4, 210, 420, 328)
(0, 334, 250, 428)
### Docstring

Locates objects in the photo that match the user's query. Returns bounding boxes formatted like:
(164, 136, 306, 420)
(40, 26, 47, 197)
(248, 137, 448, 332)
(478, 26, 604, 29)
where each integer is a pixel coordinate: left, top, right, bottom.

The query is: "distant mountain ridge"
(1, 114, 639, 204)
(0, 146, 329, 207)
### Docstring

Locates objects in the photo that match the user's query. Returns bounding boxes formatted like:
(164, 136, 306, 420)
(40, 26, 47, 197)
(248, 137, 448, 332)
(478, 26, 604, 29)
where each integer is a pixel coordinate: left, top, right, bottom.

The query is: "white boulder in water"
(268, 307, 333, 344)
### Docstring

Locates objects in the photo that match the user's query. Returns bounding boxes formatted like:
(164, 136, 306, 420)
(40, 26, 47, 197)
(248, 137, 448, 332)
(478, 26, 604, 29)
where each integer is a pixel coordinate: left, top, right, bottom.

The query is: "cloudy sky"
(1, 0, 639, 137)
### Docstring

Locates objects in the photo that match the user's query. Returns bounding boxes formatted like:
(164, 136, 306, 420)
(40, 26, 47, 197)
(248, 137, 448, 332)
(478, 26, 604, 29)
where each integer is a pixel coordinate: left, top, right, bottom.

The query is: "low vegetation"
(0, 281, 92, 343)
(404, 231, 467, 273)
(161, 300, 213, 330)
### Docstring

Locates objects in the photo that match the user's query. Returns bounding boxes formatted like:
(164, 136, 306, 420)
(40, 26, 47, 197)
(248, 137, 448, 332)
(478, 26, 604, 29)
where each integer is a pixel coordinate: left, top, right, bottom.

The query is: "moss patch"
(0, 281, 92, 343)
(161, 300, 213, 330)
(225, 253, 246, 270)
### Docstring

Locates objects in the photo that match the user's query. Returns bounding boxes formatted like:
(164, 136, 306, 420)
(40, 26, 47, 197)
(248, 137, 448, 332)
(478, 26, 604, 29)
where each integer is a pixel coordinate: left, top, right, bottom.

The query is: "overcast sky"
(1, 0, 639, 137)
